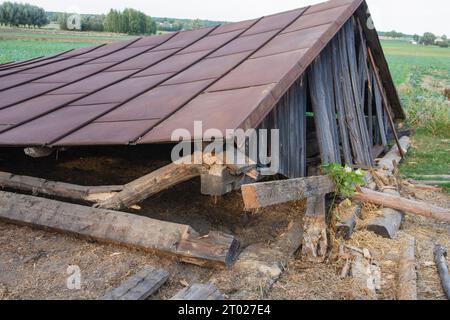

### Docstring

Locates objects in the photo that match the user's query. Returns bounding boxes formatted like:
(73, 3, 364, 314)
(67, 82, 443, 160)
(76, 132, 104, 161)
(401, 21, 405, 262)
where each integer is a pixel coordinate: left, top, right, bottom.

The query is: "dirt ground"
(0, 147, 449, 300)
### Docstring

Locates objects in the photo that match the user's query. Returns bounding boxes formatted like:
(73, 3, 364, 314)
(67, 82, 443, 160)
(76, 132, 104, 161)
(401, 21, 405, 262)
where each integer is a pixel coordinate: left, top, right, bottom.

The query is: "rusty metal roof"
(0, 0, 401, 147)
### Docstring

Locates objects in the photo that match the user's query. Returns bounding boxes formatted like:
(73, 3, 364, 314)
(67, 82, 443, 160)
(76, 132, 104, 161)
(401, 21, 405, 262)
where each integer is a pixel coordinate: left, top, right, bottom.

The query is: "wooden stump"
(301, 195, 328, 263)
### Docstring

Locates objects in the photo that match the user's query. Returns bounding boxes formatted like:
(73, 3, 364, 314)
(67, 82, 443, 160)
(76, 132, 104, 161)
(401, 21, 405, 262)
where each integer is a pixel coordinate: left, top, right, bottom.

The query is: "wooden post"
(170, 283, 225, 300)
(397, 235, 417, 300)
(0, 191, 239, 267)
(301, 195, 328, 262)
(434, 245, 450, 300)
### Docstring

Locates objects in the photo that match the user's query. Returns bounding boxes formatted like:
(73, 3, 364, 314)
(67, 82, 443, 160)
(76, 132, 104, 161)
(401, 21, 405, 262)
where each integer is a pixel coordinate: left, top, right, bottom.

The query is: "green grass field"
(382, 40, 450, 191)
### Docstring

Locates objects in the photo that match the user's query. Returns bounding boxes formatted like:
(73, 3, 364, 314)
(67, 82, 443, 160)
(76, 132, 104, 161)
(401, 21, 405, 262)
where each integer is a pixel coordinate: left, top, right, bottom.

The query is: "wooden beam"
(0, 171, 123, 203)
(0, 191, 239, 267)
(171, 283, 224, 300)
(397, 235, 417, 300)
(409, 180, 450, 187)
(353, 187, 450, 224)
(241, 175, 335, 210)
(301, 195, 327, 263)
(377, 136, 411, 174)
(101, 266, 169, 300)
(434, 245, 450, 300)
(96, 161, 201, 210)
(170, 283, 225, 300)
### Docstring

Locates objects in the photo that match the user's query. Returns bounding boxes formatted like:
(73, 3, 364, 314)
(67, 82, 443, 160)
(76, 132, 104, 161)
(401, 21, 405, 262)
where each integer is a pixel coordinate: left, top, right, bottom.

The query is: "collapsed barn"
(0, 0, 425, 299)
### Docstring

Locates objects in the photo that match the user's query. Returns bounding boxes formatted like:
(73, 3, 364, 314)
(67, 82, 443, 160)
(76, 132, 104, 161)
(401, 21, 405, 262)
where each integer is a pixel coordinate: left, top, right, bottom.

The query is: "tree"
(103, 7, 157, 35)
(421, 32, 436, 45)
(413, 34, 420, 42)
(0, 2, 47, 28)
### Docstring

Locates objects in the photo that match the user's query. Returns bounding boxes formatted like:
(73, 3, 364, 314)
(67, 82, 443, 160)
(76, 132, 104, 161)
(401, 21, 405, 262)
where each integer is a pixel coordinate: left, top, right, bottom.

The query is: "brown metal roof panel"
(132, 50, 209, 78)
(154, 26, 215, 51)
(76, 40, 136, 58)
(138, 84, 276, 143)
(0, 74, 40, 90)
(0, 94, 84, 128)
(208, 30, 279, 58)
(107, 49, 178, 72)
(48, 70, 138, 95)
(31, 62, 115, 84)
(305, 0, 359, 15)
(241, 7, 307, 36)
(52, 120, 160, 146)
(96, 79, 214, 123)
(83, 46, 152, 64)
(163, 51, 250, 86)
(128, 33, 173, 48)
(15, 58, 92, 75)
(251, 24, 332, 58)
(0, 104, 114, 146)
(0, 83, 63, 109)
(210, 19, 258, 36)
(206, 49, 308, 93)
(176, 29, 244, 55)
(282, 4, 351, 34)
(71, 73, 174, 106)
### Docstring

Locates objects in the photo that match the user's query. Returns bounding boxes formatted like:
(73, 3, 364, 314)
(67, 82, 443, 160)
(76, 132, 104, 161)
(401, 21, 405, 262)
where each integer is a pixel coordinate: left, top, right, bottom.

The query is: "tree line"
(414, 33, 449, 47)
(0, 2, 48, 28)
(104, 9, 157, 35)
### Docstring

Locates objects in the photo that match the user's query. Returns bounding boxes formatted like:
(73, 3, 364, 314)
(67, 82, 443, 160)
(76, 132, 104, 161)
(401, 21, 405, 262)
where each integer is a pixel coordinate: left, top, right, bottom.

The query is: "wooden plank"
(397, 235, 417, 300)
(241, 175, 335, 210)
(0, 191, 239, 267)
(301, 195, 327, 262)
(353, 188, 450, 224)
(101, 266, 169, 300)
(409, 180, 450, 186)
(170, 283, 225, 300)
(434, 245, 450, 300)
(96, 159, 201, 210)
(0, 171, 123, 203)
(377, 136, 411, 174)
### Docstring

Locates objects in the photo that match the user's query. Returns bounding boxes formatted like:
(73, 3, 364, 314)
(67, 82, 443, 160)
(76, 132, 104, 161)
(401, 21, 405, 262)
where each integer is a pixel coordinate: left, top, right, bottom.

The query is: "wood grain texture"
(170, 283, 225, 300)
(397, 235, 417, 300)
(101, 266, 169, 300)
(434, 245, 450, 300)
(0, 191, 239, 267)
(241, 175, 335, 210)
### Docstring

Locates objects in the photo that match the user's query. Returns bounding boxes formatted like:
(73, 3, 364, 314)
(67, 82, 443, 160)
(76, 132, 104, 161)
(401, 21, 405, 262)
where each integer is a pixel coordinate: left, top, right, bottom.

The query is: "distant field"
(0, 27, 136, 64)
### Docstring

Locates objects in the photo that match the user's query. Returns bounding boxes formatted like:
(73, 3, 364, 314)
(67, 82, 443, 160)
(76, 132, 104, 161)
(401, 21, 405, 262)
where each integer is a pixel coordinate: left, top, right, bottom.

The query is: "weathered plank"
(241, 175, 335, 210)
(434, 245, 450, 300)
(0, 171, 123, 203)
(101, 266, 169, 300)
(397, 235, 417, 300)
(301, 195, 327, 262)
(377, 136, 411, 174)
(170, 283, 225, 300)
(353, 188, 450, 224)
(96, 160, 201, 210)
(0, 191, 239, 267)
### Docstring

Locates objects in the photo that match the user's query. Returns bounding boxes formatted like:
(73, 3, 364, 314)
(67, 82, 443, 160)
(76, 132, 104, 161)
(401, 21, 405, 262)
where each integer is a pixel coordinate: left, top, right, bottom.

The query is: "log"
(336, 203, 362, 240)
(0, 191, 239, 267)
(366, 189, 403, 239)
(434, 245, 450, 300)
(96, 161, 201, 210)
(301, 195, 327, 263)
(0, 171, 123, 203)
(170, 283, 225, 300)
(409, 180, 450, 186)
(241, 175, 335, 210)
(101, 266, 169, 300)
(413, 175, 450, 180)
(397, 235, 417, 300)
(377, 136, 411, 174)
(353, 188, 450, 224)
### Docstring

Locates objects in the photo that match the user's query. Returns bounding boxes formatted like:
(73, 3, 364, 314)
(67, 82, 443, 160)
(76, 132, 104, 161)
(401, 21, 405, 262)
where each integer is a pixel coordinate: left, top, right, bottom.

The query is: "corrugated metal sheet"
(0, 0, 402, 147)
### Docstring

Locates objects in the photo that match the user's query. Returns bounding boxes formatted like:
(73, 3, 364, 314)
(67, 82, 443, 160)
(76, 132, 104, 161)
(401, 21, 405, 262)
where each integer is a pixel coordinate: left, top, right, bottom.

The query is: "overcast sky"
(1, 0, 448, 36)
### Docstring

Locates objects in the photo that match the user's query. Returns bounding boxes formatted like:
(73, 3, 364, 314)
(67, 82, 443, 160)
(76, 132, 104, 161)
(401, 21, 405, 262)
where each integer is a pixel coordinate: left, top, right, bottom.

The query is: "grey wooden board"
(366, 207, 403, 239)
(170, 283, 224, 300)
(101, 266, 169, 300)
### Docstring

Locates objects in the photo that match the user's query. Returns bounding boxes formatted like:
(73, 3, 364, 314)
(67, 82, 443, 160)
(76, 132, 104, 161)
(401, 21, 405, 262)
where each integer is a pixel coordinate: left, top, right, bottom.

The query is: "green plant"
(322, 163, 366, 197)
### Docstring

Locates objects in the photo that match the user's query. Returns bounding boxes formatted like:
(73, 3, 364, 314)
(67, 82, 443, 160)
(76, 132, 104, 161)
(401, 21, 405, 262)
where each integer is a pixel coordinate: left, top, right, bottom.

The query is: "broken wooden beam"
(170, 283, 225, 300)
(0, 171, 123, 203)
(0, 191, 239, 267)
(241, 175, 335, 210)
(353, 187, 450, 224)
(434, 245, 450, 300)
(366, 189, 403, 239)
(376, 136, 411, 174)
(96, 161, 201, 210)
(301, 195, 327, 262)
(397, 235, 417, 300)
(101, 266, 169, 300)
